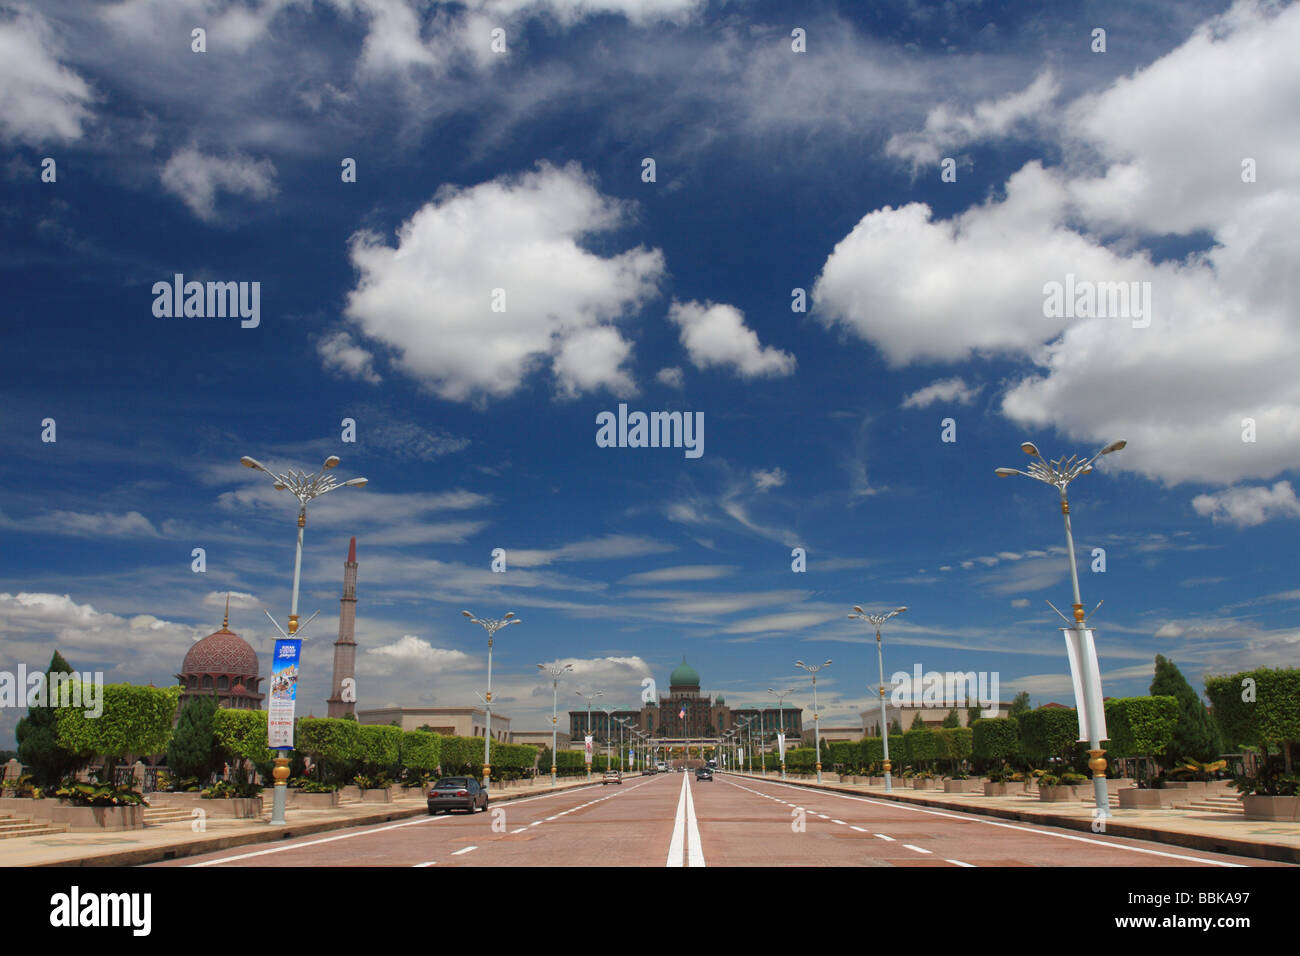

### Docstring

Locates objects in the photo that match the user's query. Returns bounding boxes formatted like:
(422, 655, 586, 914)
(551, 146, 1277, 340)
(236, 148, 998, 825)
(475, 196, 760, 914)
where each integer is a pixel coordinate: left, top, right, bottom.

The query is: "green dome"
(670, 657, 700, 687)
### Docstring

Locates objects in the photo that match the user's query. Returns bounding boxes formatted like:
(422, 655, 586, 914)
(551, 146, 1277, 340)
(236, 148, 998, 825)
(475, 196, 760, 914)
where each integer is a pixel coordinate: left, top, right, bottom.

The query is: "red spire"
(348, 536, 357, 563)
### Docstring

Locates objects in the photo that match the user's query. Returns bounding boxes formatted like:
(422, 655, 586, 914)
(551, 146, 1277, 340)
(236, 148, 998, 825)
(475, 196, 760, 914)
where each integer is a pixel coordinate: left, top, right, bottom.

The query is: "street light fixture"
(848, 606, 906, 792)
(795, 660, 832, 782)
(238, 452, 366, 826)
(996, 438, 1126, 818)
(575, 689, 604, 780)
(768, 688, 795, 779)
(463, 610, 519, 794)
(537, 662, 573, 786)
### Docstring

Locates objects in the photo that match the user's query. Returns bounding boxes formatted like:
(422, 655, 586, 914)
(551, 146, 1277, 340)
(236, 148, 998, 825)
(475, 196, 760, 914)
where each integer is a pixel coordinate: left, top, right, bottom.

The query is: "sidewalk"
(0, 775, 605, 868)
(728, 772, 1300, 864)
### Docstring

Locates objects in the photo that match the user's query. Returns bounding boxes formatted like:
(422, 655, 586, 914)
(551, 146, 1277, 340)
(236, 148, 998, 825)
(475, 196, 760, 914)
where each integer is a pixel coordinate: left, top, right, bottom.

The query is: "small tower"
(326, 537, 358, 718)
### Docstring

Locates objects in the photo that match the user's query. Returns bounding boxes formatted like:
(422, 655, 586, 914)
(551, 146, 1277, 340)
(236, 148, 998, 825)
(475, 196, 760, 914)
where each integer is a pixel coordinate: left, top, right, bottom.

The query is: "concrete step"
(143, 808, 197, 825)
(0, 819, 69, 838)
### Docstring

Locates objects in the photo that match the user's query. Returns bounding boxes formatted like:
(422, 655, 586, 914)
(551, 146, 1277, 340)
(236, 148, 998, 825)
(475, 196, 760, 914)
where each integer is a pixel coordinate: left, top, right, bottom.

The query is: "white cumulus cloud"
(159, 146, 278, 222)
(667, 299, 795, 379)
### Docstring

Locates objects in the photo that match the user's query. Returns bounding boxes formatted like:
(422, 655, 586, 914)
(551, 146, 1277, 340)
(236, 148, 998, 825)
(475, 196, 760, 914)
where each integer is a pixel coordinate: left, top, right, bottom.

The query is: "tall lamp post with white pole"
(537, 662, 573, 786)
(462, 610, 519, 794)
(576, 689, 603, 780)
(996, 438, 1126, 818)
(768, 688, 795, 779)
(796, 660, 832, 782)
(238, 453, 366, 826)
(848, 606, 907, 793)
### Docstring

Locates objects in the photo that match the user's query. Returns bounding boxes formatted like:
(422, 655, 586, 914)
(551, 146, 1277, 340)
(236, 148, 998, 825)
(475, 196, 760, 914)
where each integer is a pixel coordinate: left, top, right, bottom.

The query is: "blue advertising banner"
(268, 639, 302, 750)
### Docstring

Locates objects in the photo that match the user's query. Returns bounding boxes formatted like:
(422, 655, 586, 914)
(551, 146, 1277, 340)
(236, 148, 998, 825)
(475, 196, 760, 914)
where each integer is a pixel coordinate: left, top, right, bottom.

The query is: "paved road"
(154, 772, 1282, 867)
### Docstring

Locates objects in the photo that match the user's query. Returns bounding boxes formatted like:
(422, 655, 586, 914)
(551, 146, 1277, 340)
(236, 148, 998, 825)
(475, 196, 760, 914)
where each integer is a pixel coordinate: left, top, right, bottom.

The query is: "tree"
(1008, 691, 1032, 719)
(890, 718, 905, 736)
(942, 708, 960, 728)
(910, 712, 926, 730)
(166, 693, 223, 782)
(212, 708, 276, 783)
(15, 651, 82, 786)
(56, 684, 181, 783)
(1105, 696, 1179, 787)
(966, 705, 981, 726)
(1149, 655, 1222, 766)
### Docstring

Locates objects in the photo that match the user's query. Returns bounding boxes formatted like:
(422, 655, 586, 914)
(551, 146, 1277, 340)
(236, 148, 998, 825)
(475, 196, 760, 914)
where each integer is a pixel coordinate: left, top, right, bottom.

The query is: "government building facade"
(568, 657, 803, 745)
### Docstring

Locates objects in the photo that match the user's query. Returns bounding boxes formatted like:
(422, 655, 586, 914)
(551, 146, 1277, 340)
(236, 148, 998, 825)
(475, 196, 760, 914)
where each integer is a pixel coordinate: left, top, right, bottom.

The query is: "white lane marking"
(875, 833, 895, 841)
(903, 844, 932, 854)
(545, 816, 559, 821)
(723, 775, 1245, 868)
(832, 819, 846, 825)
(451, 846, 477, 856)
(667, 771, 688, 867)
(188, 781, 608, 866)
(413, 861, 437, 867)
(510, 828, 527, 834)
(530, 820, 543, 826)
(684, 770, 705, 868)
(947, 859, 976, 867)
(850, 826, 868, 833)
(816, 814, 830, 820)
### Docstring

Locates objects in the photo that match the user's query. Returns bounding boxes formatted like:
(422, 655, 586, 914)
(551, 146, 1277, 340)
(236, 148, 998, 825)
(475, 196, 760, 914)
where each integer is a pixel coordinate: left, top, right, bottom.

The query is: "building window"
(217, 676, 228, 691)
(201, 675, 212, 690)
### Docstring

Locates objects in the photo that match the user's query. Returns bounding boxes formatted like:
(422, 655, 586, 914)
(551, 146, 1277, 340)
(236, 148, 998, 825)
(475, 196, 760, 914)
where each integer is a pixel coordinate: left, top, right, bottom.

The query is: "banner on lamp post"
(777, 732, 786, 761)
(267, 639, 301, 749)
(1063, 627, 1107, 743)
(583, 735, 593, 765)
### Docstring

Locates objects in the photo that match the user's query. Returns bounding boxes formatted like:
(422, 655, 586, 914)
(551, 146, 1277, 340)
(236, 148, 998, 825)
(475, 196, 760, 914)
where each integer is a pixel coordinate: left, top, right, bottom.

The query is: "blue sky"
(3, 0, 1299, 748)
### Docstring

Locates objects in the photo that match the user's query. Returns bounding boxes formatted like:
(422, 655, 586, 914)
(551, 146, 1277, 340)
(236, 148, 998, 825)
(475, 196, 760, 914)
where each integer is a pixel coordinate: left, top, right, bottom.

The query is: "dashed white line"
(831, 819, 846, 825)
(414, 861, 437, 867)
(850, 826, 868, 833)
(451, 846, 477, 856)
(903, 844, 932, 854)
(946, 859, 976, 867)
(874, 833, 895, 841)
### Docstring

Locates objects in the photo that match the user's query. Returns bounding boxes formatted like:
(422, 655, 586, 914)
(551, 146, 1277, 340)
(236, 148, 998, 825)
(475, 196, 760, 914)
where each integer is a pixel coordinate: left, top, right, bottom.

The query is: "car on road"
(602, 770, 623, 785)
(427, 777, 488, 815)
(695, 767, 713, 781)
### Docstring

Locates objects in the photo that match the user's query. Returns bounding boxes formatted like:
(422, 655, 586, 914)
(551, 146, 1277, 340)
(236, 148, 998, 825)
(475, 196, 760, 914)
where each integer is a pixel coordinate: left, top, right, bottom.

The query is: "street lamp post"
(538, 662, 573, 786)
(997, 438, 1126, 818)
(463, 610, 519, 793)
(614, 716, 629, 772)
(576, 690, 603, 780)
(238, 453, 367, 826)
(848, 606, 907, 792)
(768, 688, 794, 779)
(796, 660, 832, 783)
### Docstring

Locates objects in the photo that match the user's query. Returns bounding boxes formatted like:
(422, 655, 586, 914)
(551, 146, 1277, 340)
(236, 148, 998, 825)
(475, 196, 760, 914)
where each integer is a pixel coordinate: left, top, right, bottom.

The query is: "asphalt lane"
(149, 771, 1281, 867)
(706, 774, 1282, 867)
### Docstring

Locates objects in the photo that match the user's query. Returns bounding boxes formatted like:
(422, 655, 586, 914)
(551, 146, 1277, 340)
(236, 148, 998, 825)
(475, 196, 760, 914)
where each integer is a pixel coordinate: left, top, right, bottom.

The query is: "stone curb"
(27, 780, 605, 868)
(725, 773, 1299, 865)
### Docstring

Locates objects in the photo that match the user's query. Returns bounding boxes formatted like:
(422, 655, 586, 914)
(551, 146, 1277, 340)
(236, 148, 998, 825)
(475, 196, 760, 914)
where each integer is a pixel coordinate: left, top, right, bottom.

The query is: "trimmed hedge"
(296, 717, 361, 783)
(400, 730, 441, 773)
(56, 683, 181, 769)
(936, 726, 973, 768)
(903, 728, 939, 769)
(971, 718, 1020, 766)
(1017, 707, 1086, 769)
(1104, 696, 1179, 760)
(358, 724, 404, 774)
(1205, 668, 1300, 753)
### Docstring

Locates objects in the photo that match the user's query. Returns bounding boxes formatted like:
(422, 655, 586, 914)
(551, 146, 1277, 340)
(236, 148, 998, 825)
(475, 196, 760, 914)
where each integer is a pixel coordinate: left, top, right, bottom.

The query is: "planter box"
(287, 790, 341, 809)
(0, 796, 48, 814)
(944, 779, 980, 793)
(910, 778, 937, 790)
(1242, 795, 1300, 822)
(340, 785, 362, 800)
(48, 803, 144, 831)
(1038, 785, 1088, 802)
(361, 787, 393, 803)
(1105, 778, 1135, 792)
(983, 782, 1018, 797)
(1118, 788, 1175, 809)
(866, 776, 885, 786)
(197, 796, 264, 818)
(144, 791, 204, 807)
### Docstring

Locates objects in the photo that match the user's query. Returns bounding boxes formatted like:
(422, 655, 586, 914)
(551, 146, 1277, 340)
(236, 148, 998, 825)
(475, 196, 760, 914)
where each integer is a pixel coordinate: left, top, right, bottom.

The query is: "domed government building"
(568, 656, 803, 745)
(175, 599, 265, 711)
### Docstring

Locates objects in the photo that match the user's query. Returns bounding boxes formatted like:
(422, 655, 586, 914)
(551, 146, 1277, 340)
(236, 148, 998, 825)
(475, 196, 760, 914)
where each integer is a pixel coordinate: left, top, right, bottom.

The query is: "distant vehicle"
(427, 777, 488, 815)
(603, 770, 623, 785)
(695, 768, 713, 782)
(656, 762, 668, 772)
(706, 759, 718, 769)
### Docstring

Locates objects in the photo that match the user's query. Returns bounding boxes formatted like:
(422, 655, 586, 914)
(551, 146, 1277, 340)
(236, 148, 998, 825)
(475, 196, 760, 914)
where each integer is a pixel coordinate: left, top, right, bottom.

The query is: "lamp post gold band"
(1088, 749, 1107, 778)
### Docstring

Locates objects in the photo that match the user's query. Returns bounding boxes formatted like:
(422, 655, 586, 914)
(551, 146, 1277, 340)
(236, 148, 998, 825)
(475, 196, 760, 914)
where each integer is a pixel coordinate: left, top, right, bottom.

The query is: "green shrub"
(358, 724, 403, 776)
(1017, 707, 1086, 771)
(400, 730, 441, 775)
(971, 718, 1021, 767)
(903, 729, 939, 770)
(55, 684, 181, 780)
(296, 717, 361, 784)
(1205, 668, 1300, 758)
(1105, 696, 1179, 787)
(55, 780, 144, 807)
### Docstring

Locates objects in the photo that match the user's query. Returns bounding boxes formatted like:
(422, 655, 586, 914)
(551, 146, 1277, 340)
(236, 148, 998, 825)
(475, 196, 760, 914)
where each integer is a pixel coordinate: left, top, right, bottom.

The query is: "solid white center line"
(451, 846, 477, 856)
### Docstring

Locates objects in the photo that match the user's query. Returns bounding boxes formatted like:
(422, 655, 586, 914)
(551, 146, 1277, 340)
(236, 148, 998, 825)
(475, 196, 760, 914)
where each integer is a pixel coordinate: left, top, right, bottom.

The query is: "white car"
(602, 770, 623, 785)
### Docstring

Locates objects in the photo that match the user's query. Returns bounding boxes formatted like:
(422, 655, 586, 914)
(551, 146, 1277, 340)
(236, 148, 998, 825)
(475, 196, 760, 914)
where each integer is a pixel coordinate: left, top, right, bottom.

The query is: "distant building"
(860, 700, 1012, 735)
(357, 705, 511, 741)
(568, 657, 803, 742)
(811, 726, 863, 743)
(510, 729, 572, 752)
(175, 597, 264, 712)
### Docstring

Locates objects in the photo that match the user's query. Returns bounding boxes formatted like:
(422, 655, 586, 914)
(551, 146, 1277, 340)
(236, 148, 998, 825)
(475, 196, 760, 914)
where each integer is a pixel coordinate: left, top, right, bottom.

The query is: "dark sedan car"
(694, 768, 713, 781)
(427, 777, 488, 815)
